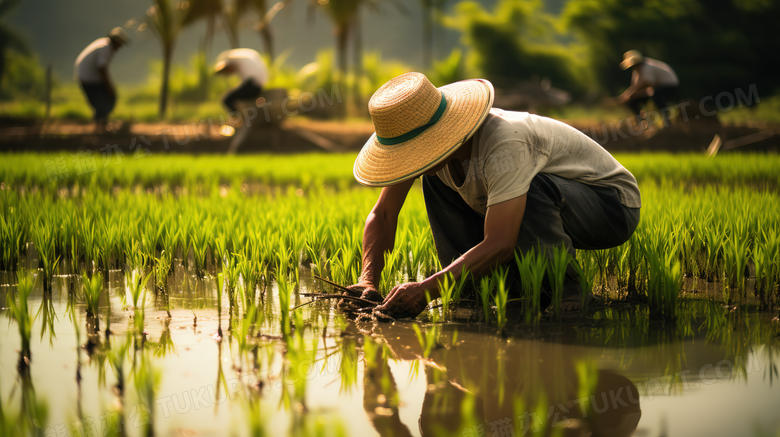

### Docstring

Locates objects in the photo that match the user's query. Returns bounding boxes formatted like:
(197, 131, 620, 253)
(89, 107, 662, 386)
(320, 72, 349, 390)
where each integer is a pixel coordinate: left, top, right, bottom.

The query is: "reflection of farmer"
(618, 50, 679, 128)
(74, 27, 130, 132)
(347, 73, 641, 318)
(214, 49, 269, 113)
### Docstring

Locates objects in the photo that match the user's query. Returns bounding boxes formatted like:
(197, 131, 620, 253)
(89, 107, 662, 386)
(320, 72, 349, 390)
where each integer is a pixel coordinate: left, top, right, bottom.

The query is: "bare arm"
(379, 193, 527, 314)
(620, 69, 654, 102)
(351, 179, 415, 293)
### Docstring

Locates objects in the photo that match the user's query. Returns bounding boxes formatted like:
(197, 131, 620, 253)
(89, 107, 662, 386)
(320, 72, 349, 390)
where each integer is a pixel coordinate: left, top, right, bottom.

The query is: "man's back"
(635, 58, 679, 88)
(436, 109, 642, 215)
(216, 49, 269, 87)
(75, 37, 113, 83)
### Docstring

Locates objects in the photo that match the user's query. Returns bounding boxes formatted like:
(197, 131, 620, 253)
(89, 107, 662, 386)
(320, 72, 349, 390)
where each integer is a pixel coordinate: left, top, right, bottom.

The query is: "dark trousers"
(422, 173, 640, 298)
(81, 82, 116, 121)
(222, 79, 262, 112)
(627, 86, 677, 125)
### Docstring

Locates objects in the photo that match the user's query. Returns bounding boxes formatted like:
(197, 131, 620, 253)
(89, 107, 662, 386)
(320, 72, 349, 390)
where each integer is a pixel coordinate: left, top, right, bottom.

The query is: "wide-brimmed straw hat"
(108, 27, 131, 45)
(619, 50, 644, 70)
(353, 72, 494, 187)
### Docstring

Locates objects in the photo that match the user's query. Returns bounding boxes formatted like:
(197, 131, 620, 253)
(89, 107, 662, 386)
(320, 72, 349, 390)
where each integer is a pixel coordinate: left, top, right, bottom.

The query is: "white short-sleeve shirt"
(633, 58, 679, 88)
(215, 49, 269, 87)
(436, 109, 642, 216)
(74, 37, 115, 84)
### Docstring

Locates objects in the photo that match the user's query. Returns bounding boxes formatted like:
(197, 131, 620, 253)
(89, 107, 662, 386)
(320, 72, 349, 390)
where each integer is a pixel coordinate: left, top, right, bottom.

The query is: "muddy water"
(1, 266, 779, 437)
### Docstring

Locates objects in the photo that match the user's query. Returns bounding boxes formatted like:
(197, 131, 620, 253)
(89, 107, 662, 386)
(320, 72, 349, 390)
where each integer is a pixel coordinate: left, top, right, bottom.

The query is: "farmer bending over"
(74, 27, 130, 133)
(214, 48, 269, 115)
(617, 50, 679, 129)
(348, 72, 641, 318)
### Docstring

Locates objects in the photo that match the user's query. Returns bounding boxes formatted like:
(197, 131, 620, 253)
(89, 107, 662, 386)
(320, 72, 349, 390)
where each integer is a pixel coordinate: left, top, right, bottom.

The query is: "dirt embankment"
(0, 114, 777, 155)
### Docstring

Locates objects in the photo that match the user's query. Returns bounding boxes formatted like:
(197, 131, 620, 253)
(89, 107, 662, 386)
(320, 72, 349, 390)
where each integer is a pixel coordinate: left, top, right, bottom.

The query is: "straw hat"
(108, 27, 131, 45)
(619, 50, 644, 70)
(353, 72, 494, 187)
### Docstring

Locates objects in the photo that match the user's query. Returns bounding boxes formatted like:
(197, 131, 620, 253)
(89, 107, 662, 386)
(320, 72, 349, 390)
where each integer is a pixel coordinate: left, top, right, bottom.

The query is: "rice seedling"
(379, 249, 402, 297)
(277, 272, 293, 337)
(723, 235, 750, 302)
(190, 214, 213, 277)
(478, 276, 492, 324)
(644, 237, 683, 321)
(126, 269, 153, 335)
(8, 269, 35, 364)
(0, 190, 27, 272)
(492, 266, 510, 331)
(82, 271, 103, 318)
(33, 213, 60, 293)
(546, 243, 571, 320)
(754, 229, 780, 309)
(573, 252, 598, 314)
(515, 248, 547, 325)
(436, 273, 456, 322)
(703, 224, 724, 282)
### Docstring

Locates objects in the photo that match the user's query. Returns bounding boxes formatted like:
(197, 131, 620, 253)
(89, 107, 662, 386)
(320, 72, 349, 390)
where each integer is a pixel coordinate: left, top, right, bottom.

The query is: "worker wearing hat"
(347, 73, 642, 318)
(74, 27, 131, 132)
(617, 50, 679, 129)
(214, 49, 269, 114)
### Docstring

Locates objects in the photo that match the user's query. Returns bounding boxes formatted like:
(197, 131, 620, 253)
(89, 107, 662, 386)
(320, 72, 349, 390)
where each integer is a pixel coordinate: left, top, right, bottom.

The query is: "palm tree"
(0, 0, 29, 84)
(315, 0, 361, 79)
(222, 0, 241, 48)
(240, 0, 286, 61)
(314, 0, 404, 79)
(182, 0, 223, 54)
(147, 0, 185, 118)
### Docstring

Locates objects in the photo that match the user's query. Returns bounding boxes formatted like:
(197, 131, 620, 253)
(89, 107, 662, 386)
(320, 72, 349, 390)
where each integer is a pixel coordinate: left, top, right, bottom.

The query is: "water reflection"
(0, 266, 779, 436)
(364, 323, 642, 436)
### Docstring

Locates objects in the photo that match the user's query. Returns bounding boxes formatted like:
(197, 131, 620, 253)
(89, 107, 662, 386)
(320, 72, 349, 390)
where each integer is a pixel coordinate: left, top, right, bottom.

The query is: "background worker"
(617, 50, 679, 129)
(348, 73, 642, 319)
(74, 27, 130, 133)
(214, 48, 269, 115)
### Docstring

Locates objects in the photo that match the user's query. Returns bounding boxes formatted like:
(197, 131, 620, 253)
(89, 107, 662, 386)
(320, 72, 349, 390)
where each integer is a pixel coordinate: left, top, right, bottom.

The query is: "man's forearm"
(422, 238, 514, 298)
(359, 212, 396, 287)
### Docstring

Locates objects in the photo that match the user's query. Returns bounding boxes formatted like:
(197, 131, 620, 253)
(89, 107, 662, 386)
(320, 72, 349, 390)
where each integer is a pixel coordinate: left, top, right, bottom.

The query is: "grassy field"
(1, 152, 779, 325)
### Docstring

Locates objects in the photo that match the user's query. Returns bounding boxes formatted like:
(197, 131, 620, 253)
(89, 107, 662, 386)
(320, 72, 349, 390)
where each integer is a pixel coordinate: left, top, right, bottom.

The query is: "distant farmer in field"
(214, 48, 269, 114)
(617, 50, 679, 129)
(347, 72, 642, 319)
(74, 27, 130, 133)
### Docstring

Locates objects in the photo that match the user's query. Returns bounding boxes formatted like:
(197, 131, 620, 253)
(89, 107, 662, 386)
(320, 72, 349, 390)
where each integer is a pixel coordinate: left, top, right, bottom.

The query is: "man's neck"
(448, 137, 473, 185)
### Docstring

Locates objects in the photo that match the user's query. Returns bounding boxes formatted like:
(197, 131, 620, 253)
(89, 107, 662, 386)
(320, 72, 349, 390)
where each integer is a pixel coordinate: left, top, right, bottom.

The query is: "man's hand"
(376, 281, 434, 318)
(346, 280, 382, 303)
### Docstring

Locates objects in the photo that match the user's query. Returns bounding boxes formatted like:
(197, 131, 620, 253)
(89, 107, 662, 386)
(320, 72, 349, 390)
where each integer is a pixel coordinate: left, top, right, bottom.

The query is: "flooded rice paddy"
(2, 259, 779, 437)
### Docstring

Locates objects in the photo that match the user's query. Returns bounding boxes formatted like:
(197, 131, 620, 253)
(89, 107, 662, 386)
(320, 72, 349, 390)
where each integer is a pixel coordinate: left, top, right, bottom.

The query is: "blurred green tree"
(562, 0, 780, 99)
(0, 0, 29, 87)
(445, 0, 587, 94)
(0, 51, 44, 100)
